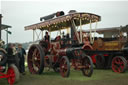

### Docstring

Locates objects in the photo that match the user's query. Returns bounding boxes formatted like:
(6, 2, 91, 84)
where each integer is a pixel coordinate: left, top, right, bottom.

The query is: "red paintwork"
(112, 57, 125, 73)
(7, 67, 15, 85)
(53, 55, 58, 62)
(0, 72, 10, 79)
(45, 56, 49, 59)
(60, 57, 68, 77)
(0, 66, 15, 85)
(28, 30, 94, 77)
(55, 36, 61, 41)
(0, 66, 3, 71)
(104, 54, 108, 56)
(90, 54, 109, 64)
(71, 59, 80, 70)
(91, 55, 97, 64)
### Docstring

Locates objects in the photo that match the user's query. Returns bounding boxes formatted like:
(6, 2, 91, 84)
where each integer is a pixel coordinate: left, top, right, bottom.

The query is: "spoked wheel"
(60, 56, 70, 77)
(112, 56, 127, 73)
(27, 44, 45, 74)
(0, 50, 7, 66)
(95, 54, 105, 69)
(7, 64, 20, 85)
(81, 53, 93, 77)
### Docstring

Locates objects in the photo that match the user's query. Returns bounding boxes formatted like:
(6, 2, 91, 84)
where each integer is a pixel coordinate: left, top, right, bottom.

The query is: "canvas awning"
(25, 12, 101, 32)
(1, 24, 12, 30)
(84, 25, 128, 34)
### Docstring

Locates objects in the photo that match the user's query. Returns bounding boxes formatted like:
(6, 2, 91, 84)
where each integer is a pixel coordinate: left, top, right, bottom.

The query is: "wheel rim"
(28, 46, 41, 74)
(81, 55, 93, 77)
(7, 67, 15, 85)
(112, 57, 126, 73)
(60, 57, 69, 77)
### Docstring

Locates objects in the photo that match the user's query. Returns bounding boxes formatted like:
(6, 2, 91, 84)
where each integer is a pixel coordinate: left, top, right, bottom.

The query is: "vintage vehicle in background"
(0, 17, 20, 85)
(25, 10, 101, 77)
(84, 25, 128, 73)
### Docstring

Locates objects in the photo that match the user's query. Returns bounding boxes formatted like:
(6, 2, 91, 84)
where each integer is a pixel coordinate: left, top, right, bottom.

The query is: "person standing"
(44, 31, 50, 42)
(17, 44, 26, 75)
(6, 43, 13, 55)
(12, 44, 17, 55)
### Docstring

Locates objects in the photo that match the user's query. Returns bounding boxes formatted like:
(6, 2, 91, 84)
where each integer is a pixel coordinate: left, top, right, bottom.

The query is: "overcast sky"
(0, 0, 128, 43)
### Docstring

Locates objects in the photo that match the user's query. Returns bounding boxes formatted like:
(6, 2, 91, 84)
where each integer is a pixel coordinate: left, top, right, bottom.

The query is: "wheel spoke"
(27, 45, 45, 74)
(112, 64, 118, 72)
(115, 59, 119, 64)
(112, 56, 127, 73)
(60, 56, 70, 77)
(7, 67, 16, 85)
(81, 55, 93, 77)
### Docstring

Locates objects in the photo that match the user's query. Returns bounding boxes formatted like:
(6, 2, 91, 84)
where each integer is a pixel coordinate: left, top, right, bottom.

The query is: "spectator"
(62, 31, 66, 38)
(6, 43, 13, 55)
(0, 40, 5, 48)
(12, 44, 17, 55)
(44, 31, 50, 42)
(17, 44, 26, 75)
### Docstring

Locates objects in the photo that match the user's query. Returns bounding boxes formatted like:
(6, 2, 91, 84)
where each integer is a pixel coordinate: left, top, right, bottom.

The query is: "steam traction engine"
(0, 46, 20, 85)
(0, 19, 19, 85)
(84, 25, 128, 73)
(25, 11, 101, 77)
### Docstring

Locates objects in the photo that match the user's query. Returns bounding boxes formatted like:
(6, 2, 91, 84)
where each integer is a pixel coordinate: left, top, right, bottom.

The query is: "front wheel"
(27, 44, 45, 74)
(112, 56, 127, 73)
(81, 54, 93, 77)
(60, 56, 70, 77)
(7, 64, 20, 85)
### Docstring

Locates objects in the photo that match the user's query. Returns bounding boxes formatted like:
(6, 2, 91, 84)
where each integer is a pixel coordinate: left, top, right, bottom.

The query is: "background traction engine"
(0, 48, 19, 85)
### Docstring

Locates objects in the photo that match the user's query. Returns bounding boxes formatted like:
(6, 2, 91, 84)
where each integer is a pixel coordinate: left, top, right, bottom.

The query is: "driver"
(44, 31, 50, 42)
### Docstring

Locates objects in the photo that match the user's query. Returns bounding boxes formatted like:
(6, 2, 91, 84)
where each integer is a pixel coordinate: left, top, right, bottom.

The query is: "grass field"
(0, 68, 128, 85)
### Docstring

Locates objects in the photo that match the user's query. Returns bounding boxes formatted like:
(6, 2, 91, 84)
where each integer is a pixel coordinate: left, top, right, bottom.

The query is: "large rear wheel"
(112, 56, 127, 73)
(27, 44, 45, 74)
(81, 54, 93, 77)
(60, 56, 70, 77)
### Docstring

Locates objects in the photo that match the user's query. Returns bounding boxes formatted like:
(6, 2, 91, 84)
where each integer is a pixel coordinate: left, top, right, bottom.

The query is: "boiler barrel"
(58, 47, 82, 59)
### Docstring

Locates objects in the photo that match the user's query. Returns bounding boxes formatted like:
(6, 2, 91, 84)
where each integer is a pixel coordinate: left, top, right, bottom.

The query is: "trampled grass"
(0, 68, 128, 85)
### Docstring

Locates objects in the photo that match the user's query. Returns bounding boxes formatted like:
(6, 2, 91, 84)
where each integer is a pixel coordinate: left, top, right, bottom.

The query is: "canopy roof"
(84, 25, 128, 34)
(1, 24, 11, 30)
(25, 12, 101, 32)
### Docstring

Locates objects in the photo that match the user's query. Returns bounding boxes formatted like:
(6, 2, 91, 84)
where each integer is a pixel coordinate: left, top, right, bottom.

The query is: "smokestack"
(40, 11, 65, 21)
(0, 14, 2, 40)
(40, 13, 56, 21)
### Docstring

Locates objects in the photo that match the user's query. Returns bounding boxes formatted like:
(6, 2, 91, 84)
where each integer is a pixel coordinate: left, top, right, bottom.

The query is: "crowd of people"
(6, 43, 26, 75)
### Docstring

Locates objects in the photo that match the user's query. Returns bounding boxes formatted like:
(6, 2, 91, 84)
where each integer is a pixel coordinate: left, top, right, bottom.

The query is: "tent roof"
(1, 24, 12, 30)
